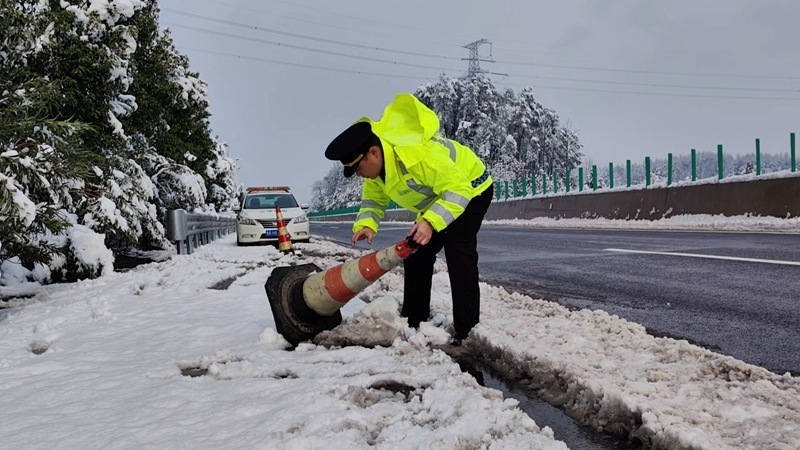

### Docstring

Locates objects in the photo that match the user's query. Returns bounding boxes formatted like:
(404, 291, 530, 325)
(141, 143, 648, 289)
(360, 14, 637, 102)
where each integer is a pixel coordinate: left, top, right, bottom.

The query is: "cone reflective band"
(303, 239, 416, 316)
(275, 205, 293, 253)
(265, 238, 418, 347)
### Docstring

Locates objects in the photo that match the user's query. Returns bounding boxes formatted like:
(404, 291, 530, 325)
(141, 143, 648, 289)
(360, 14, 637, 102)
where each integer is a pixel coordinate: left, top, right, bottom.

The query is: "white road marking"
(605, 248, 800, 266)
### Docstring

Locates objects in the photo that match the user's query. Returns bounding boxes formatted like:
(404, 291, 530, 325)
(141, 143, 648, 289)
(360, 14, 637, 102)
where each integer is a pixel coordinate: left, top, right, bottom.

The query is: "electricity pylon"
(461, 39, 506, 78)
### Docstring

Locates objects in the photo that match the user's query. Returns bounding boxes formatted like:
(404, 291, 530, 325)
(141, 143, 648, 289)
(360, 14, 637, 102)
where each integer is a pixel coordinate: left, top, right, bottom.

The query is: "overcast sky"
(158, 0, 800, 204)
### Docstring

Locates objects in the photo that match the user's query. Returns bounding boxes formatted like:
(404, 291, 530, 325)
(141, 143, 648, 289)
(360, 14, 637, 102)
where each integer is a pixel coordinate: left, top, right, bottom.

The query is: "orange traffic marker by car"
(275, 205, 294, 254)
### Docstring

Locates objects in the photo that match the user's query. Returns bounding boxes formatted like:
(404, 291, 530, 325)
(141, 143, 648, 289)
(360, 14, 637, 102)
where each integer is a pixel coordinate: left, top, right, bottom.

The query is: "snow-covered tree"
(0, 78, 96, 270)
(1, 1, 239, 285)
(311, 75, 584, 209)
(415, 75, 583, 181)
(1, 0, 150, 280)
(123, 2, 239, 214)
(310, 163, 363, 212)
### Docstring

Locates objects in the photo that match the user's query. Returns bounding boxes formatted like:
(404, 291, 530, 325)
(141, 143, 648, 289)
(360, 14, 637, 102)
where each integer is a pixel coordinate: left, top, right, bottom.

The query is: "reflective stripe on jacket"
(353, 94, 492, 234)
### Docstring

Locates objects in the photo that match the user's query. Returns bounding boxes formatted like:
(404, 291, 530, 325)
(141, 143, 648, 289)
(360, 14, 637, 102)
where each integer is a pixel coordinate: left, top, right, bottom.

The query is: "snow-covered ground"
(1, 215, 799, 449)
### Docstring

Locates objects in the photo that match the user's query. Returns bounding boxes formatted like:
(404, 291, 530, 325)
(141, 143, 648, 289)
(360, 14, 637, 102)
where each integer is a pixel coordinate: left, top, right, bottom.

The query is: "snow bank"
(472, 287, 800, 449)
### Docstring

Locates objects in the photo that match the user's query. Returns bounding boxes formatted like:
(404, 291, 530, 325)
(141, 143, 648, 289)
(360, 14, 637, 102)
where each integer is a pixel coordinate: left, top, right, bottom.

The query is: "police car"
(235, 186, 310, 246)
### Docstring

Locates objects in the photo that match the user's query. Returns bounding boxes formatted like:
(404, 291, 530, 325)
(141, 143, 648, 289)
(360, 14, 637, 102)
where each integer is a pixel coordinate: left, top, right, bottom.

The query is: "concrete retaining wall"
(312, 176, 800, 223)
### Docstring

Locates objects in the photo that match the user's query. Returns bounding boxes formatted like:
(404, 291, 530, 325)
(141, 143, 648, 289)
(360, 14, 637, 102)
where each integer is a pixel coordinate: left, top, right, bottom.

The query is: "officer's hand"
(408, 220, 433, 246)
(351, 228, 374, 247)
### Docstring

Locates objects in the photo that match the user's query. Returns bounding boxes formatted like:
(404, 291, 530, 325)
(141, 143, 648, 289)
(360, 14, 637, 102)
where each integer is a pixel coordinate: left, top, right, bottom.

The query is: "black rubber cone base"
(265, 263, 342, 348)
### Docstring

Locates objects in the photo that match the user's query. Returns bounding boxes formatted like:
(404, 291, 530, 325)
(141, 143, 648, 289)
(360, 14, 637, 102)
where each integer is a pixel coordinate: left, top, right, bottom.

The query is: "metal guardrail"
(165, 209, 237, 254)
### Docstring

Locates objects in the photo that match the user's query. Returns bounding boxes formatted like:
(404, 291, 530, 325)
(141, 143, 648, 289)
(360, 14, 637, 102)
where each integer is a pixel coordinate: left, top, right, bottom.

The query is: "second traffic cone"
(265, 237, 418, 347)
(275, 205, 294, 254)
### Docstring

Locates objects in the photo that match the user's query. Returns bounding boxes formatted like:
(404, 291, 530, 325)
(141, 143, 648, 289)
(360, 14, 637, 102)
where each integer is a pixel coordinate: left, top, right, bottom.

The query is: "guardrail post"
(542, 173, 547, 194)
(553, 172, 558, 193)
(756, 139, 761, 175)
(513, 179, 518, 198)
(691, 149, 697, 181)
(495, 182, 501, 200)
(565, 169, 571, 193)
(165, 209, 188, 254)
(645, 157, 651, 186)
(592, 165, 598, 191)
(504, 181, 509, 200)
(608, 163, 614, 189)
(791, 132, 796, 172)
(578, 167, 584, 192)
(626, 160, 631, 187)
(667, 153, 673, 186)
(522, 178, 527, 196)
(531, 174, 537, 196)
(717, 144, 724, 180)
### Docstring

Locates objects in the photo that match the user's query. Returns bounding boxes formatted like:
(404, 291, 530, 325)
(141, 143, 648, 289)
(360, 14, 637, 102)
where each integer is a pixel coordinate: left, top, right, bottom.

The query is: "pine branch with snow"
(1, 1, 240, 285)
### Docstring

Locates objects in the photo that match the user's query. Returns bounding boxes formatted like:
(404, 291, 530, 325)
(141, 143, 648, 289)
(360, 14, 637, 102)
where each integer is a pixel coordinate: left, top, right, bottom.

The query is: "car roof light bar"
(246, 186, 290, 192)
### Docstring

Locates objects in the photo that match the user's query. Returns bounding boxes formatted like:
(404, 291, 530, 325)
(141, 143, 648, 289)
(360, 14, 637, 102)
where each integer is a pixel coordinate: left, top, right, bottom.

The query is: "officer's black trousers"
(401, 184, 494, 340)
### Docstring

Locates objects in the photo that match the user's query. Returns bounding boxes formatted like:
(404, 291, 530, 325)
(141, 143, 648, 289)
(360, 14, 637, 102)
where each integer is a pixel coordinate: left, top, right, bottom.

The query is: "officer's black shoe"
(406, 317, 421, 329)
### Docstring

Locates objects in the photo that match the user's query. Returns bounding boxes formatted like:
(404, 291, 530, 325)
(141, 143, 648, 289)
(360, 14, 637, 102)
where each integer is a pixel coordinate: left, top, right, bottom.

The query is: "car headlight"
(292, 214, 308, 224)
(238, 216, 258, 226)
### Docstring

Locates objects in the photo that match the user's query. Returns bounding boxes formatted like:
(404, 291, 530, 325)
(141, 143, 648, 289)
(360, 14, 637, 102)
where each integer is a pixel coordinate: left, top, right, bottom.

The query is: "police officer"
(325, 93, 493, 345)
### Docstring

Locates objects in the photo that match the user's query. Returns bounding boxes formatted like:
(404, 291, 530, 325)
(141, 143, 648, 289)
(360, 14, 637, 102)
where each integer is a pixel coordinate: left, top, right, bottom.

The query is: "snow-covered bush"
(1, 1, 239, 286)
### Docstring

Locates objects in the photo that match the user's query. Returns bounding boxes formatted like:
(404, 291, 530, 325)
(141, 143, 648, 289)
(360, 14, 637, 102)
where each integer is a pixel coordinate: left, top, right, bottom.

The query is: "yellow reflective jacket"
(353, 94, 492, 234)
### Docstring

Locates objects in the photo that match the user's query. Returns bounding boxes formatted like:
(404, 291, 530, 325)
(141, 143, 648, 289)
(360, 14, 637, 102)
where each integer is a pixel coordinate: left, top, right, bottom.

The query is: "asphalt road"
(311, 221, 800, 376)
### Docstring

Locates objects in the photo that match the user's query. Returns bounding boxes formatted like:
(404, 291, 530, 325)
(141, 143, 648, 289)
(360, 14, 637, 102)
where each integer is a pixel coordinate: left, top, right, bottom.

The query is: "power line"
(161, 8, 462, 62)
(166, 22, 800, 96)
(162, 8, 800, 82)
(200, 0, 463, 51)
(177, 46, 440, 81)
(167, 23, 462, 74)
(259, 0, 474, 42)
(495, 81, 800, 101)
(262, 0, 800, 67)
(176, 46, 800, 102)
(493, 59, 800, 81)
(501, 73, 800, 94)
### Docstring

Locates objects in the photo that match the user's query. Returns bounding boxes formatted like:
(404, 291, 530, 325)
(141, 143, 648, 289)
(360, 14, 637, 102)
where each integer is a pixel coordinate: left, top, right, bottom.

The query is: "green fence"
(311, 132, 797, 215)
(490, 132, 797, 201)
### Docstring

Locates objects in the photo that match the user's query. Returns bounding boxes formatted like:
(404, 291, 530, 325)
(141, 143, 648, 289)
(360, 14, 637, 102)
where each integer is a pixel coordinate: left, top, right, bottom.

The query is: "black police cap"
(325, 122, 374, 177)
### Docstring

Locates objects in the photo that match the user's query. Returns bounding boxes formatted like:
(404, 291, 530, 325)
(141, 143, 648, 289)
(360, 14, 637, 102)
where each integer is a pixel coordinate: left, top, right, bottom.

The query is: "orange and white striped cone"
(265, 238, 418, 347)
(275, 205, 294, 254)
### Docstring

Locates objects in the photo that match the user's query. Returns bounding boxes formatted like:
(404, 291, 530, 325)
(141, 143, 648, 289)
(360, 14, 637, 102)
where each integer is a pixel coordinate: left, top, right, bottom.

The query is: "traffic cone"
(275, 205, 294, 254)
(265, 237, 418, 347)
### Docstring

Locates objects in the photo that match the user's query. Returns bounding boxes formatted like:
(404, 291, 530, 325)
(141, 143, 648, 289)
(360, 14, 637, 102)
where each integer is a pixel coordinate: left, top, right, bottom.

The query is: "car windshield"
(243, 193, 298, 209)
